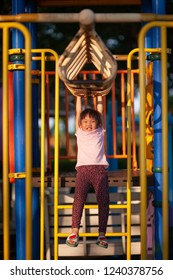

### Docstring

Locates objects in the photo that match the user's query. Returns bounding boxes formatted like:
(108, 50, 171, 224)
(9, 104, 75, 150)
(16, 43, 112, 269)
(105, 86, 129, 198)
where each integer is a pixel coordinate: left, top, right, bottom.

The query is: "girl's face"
(80, 114, 97, 131)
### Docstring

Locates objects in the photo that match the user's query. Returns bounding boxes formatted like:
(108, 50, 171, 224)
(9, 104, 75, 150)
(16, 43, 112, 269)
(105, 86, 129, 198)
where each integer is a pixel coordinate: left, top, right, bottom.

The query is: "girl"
(66, 96, 110, 249)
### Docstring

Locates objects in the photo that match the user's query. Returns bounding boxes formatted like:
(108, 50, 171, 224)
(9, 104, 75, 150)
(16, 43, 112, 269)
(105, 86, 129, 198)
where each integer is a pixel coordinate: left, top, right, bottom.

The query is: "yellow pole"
(40, 51, 46, 260)
(138, 29, 150, 260)
(31, 49, 59, 260)
(2, 25, 10, 260)
(161, 26, 168, 260)
(126, 49, 139, 260)
(54, 52, 59, 260)
(138, 21, 172, 259)
(2, 22, 32, 260)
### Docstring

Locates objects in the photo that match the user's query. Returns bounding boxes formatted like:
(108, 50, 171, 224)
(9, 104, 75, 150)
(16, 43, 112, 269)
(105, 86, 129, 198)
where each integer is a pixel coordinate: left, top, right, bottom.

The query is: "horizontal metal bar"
(8, 172, 26, 179)
(57, 232, 128, 237)
(1, 13, 173, 23)
(57, 204, 128, 209)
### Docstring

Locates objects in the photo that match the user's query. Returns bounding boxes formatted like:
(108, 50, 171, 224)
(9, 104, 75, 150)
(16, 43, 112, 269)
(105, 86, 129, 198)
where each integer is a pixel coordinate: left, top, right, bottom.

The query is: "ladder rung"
(57, 232, 128, 237)
(57, 204, 128, 209)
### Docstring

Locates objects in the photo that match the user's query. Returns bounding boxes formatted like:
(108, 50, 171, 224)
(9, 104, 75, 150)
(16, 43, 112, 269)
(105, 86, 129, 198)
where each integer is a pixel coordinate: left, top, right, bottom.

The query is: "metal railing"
(138, 21, 171, 260)
(1, 22, 32, 260)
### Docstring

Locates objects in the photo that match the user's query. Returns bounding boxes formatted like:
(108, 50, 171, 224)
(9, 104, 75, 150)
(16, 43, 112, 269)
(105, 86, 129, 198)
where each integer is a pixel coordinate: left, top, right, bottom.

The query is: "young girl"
(66, 96, 110, 249)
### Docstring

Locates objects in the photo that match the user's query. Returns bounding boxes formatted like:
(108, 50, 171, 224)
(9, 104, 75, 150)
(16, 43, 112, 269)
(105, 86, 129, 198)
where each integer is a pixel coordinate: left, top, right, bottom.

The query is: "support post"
(25, 0, 40, 260)
(12, 0, 26, 260)
(152, 0, 166, 260)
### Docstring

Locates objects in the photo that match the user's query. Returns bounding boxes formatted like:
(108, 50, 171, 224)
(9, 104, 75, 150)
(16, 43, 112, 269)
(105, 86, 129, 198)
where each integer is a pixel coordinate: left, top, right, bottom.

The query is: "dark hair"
(79, 108, 103, 127)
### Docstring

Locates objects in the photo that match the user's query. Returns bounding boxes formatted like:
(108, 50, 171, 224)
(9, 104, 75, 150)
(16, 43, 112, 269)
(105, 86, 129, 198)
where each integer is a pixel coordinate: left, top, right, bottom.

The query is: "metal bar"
(3, 22, 32, 260)
(138, 24, 172, 259)
(138, 35, 148, 260)
(30, 48, 59, 260)
(57, 232, 128, 237)
(57, 204, 128, 209)
(131, 72, 138, 169)
(161, 25, 168, 260)
(53, 51, 60, 260)
(24, 24, 32, 261)
(40, 51, 46, 260)
(112, 82, 117, 156)
(1, 13, 173, 23)
(121, 73, 126, 155)
(2, 25, 10, 260)
(45, 73, 51, 172)
(126, 48, 142, 259)
(65, 87, 70, 155)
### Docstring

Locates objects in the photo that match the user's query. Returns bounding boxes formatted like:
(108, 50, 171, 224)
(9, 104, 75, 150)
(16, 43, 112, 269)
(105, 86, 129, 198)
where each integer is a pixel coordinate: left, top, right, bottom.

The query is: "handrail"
(1, 22, 32, 260)
(138, 22, 171, 260)
(28, 49, 59, 260)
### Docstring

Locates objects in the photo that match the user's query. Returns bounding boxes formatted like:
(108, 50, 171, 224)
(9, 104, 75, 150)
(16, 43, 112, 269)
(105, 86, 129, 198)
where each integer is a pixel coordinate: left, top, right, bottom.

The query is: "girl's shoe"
(96, 236, 108, 248)
(66, 233, 79, 247)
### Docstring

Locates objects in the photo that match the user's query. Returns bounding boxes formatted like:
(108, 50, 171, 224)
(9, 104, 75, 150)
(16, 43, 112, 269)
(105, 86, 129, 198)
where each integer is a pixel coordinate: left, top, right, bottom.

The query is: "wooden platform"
(32, 169, 153, 188)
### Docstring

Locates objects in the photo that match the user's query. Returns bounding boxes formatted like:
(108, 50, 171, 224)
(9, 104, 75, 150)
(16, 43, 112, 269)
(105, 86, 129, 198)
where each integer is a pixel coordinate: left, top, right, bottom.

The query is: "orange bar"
(121, 73, 126, 155)
(111, 82, 117, 156)
(65, 87, 70, 155)
(131, 72, 138, 169)
(45, 73, 51, 172)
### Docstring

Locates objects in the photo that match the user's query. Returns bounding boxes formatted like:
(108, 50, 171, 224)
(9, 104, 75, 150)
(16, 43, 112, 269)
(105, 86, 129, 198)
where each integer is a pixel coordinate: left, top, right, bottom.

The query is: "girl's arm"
(97, 95, 103, 115)
(97, 95, 104, 127)
(76, 96, 82, 130)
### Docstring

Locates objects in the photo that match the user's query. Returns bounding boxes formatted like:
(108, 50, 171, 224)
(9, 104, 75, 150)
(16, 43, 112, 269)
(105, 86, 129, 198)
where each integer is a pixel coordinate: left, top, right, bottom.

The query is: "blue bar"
(12, 0, 26, 260)
(106, 100, 118, 173)
(25, 0, 40, 260)
(141, 0, 154, 257)
(152, 0, 166, 260)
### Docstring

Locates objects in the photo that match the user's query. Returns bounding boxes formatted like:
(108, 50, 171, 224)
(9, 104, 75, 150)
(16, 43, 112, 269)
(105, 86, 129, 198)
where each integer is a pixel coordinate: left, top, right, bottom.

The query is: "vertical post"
(161, 25, 168, 260)
(138, 32, 147, 260)
(2, 25, 10, 260)
(152, 0, 166, 260)
(141, 0, 154, 259)
(168, 117, 173, 259)
(141, 0, 153, 47)
(106, 98, 118, 171)
(54, 52, 60, 260)
(25, 0, 40, 260)
(40, 51, 46, 260)
(12, 0, 26, 260)
(12, 0, 32, 260)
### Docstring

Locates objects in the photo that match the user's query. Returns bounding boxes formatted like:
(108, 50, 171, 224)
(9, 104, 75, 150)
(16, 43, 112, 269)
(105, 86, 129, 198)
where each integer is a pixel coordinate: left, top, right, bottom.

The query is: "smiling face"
(80, 114, 97, 131)
(79, 108, 103, 131)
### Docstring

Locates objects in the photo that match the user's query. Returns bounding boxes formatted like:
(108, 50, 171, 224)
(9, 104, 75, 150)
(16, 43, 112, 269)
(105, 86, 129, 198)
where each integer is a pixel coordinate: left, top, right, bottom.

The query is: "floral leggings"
(72, 165, 110, 233)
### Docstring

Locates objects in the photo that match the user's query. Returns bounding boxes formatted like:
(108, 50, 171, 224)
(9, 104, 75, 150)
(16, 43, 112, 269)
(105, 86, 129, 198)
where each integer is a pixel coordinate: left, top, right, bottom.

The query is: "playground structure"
(0, 1, 173, 260)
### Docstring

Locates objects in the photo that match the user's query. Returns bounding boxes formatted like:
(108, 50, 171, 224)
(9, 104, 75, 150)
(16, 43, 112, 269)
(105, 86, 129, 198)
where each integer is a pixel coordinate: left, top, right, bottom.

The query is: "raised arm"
(97, 95, 103, 115)
(76, 96, 82, 131)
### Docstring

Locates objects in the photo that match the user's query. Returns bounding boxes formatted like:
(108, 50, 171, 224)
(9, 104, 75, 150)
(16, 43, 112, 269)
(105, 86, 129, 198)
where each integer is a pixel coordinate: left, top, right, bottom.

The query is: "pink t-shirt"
(75, 127, 109, 169)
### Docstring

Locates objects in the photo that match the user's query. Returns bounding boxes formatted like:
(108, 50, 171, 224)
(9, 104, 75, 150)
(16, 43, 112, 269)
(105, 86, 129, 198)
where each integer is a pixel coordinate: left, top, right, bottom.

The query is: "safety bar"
(1, 22, 32, 260)
(139, 23, 171, 260)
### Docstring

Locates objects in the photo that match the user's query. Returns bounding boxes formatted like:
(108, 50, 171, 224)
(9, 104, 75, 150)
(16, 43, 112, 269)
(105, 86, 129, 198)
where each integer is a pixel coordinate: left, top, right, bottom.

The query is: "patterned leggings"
(72, 165, 110, 233)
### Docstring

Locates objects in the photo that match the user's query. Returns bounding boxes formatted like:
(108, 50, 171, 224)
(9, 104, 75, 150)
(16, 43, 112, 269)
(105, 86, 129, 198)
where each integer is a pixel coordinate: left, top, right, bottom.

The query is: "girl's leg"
(67, 167, 90, 246)
(92, 167, 109, 235)
(72, 167, 90, 230)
